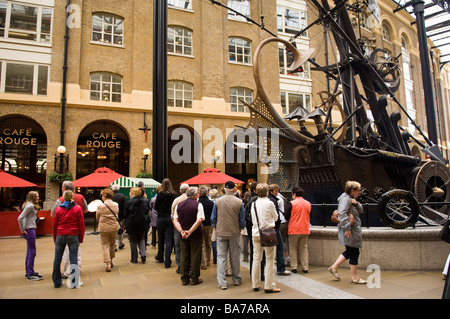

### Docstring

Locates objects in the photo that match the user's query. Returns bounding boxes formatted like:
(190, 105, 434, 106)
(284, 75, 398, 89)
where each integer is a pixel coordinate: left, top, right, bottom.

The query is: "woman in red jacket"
(52, 190, 85, 288)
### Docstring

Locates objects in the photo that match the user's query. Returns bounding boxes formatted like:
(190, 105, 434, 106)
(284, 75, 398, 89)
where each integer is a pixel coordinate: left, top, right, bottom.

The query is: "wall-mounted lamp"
(213, 150, 222, 168)
(142, 148, 151, 173)
(54, 145, 69, 173)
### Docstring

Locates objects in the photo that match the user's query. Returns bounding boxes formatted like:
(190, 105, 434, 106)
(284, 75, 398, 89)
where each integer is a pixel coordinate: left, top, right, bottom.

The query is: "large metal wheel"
(413, 160, 450, 225)
(378, 189, 420, 229)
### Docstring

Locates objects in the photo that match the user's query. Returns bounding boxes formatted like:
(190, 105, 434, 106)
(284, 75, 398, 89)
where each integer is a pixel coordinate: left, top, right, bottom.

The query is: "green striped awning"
(109, 177, 161, 189)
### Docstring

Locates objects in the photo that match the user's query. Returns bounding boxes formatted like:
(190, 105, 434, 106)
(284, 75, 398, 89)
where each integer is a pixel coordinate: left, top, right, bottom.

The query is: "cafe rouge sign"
(0, 128, 37, 146)
(85, 132, 121, 148)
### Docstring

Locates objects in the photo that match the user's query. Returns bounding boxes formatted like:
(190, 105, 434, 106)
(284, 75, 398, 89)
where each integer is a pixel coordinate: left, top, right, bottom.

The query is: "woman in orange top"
(288, 187, 311, 273)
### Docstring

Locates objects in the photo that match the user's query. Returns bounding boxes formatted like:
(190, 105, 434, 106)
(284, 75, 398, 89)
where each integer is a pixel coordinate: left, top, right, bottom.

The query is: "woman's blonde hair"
(101, 188, 114, 199)
(24, 191, 40, 210)
(63, 190, 74, 202)
(344, 181, 361, 194)
(209, 189, 218, 199)
(129, 187, 141, 198)
(255, 183, 269, 197)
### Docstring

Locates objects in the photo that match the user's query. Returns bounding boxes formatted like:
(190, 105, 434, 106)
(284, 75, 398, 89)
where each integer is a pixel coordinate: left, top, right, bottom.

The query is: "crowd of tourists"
(17, 179, 370, 291)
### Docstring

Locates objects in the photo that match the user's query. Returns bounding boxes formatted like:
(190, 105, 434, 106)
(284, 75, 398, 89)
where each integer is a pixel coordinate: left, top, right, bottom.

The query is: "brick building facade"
(0, 0, 448, 210)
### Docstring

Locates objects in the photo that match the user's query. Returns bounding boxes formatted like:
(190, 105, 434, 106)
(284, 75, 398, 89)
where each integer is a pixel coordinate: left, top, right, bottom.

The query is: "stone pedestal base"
(308, 226, 449, 271)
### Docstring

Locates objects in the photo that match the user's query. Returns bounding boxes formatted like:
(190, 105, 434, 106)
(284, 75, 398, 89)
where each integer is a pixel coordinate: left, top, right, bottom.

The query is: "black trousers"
(342, 246, 360, 265)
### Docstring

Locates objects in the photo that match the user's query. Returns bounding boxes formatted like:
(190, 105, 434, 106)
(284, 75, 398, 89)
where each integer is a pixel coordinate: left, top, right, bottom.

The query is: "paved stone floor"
(0, 232, 447, 300)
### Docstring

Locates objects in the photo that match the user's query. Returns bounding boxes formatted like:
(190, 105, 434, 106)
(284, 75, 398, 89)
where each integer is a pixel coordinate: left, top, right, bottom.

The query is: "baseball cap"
(225, 181, 235, 189)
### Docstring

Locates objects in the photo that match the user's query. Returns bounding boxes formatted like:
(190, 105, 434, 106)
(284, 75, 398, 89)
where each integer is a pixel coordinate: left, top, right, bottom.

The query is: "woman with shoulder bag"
(328, 181, 366, 284)
(250, 183, 281, 293)
(96, 188, 121, 272)
(125, 187, 149, 264)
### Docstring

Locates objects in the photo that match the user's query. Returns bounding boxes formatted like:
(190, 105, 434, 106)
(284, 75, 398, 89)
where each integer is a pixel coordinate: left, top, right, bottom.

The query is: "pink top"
(288, 197, 311, 235)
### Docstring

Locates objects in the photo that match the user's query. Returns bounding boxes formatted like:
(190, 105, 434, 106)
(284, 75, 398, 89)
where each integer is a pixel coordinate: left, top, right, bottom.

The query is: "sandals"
(351, 277, 367, 284)
(328, 266, 340, 280)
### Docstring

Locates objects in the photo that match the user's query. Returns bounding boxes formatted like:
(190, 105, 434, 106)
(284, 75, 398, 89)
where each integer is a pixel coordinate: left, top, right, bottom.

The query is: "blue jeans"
(52, 235, 79, 287)
(156, 217, 174, 268)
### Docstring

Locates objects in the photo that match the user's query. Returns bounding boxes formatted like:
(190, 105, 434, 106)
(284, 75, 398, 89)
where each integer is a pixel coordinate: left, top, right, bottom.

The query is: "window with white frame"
(401, 35, 409, 52)
(92, 13, 123, 45)
(0, 1, 53, 44)
(90, 72, 122, 102)
(168, 26, 192, 56)
(230, 87, 252, 112)
(1, 61, 48, 95)
(382, 23, 391, 42)
(227, 0, 250, 22)
(168, 80, 193, 108)
(277, 6, 307, 37)
(229, 37, 252, 64)
(359, 12, 369, 30)
(278, 47, 310, 79)
(280, 91, 311, 114)
(168, 0, 192, 10)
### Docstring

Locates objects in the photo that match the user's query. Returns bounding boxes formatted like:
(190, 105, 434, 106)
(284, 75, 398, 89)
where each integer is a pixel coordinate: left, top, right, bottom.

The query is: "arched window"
(168, 26, 193, 56)
(168, 80, 193, 108)
(168, 0, 192, 10)
(76, 121, 130, 178)
(230, 87, 252, 112)
(401, 35, 409, 52)
(90, 72, 122, 102)
(228, 37, 252, 64)
(91, 13, 124, 45)
(227, 0, 250, 22)
(0, 115, 47, 208)
(0, 115, 47, 176)
(359, 12, 369, 30)
(382, 22, 391, 42)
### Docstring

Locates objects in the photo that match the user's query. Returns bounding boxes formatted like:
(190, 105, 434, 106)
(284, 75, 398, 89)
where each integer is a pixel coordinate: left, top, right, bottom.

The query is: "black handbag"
(253, 202, 278, 247)
(104, 203, 124, 235)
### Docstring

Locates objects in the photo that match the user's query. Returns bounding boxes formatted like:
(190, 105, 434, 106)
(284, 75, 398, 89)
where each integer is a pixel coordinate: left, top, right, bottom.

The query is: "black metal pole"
(412, 0, 439, 144)
(152, 0, 168, 182)
(60, 0, 70, 173)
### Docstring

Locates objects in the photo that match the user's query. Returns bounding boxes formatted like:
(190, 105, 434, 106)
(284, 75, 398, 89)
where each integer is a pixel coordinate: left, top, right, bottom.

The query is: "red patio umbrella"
(181, 168, 244, 185)
(0, 169, 37, 188)
(73, 167, 124, 187)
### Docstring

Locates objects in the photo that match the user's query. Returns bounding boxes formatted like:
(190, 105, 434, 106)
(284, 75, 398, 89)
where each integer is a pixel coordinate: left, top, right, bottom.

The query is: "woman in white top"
(250, 183, 280, 293)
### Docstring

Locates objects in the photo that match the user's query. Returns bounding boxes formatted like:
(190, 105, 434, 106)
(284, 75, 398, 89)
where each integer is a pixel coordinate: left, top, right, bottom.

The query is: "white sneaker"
(26, 274, 43, 281)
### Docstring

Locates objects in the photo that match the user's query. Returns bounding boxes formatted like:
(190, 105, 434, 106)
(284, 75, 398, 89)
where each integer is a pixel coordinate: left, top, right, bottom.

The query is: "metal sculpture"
(211, 0, 449, 228)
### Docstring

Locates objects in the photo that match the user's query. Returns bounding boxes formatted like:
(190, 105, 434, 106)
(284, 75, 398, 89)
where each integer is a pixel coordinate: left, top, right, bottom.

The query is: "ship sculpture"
(212, 0, 450, 228)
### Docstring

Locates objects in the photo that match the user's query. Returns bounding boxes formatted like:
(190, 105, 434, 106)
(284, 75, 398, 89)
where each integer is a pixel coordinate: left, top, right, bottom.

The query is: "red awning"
(181, 168, 244, 185)
(0, 169, 37, 188)
(73, 167, 124, 187)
